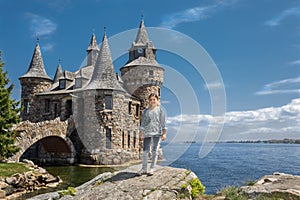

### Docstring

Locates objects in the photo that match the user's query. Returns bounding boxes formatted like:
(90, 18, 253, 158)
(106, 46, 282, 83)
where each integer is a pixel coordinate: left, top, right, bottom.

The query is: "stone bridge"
(11, 117, 78, 165)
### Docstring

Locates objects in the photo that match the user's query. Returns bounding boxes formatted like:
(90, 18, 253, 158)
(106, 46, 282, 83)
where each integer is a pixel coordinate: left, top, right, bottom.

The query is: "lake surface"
(166, 143, 300, 194)
(21, 143, 300, 198)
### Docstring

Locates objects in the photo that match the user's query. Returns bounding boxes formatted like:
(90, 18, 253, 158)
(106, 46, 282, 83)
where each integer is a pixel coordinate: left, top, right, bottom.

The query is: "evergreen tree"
(0, 51, 20, 161)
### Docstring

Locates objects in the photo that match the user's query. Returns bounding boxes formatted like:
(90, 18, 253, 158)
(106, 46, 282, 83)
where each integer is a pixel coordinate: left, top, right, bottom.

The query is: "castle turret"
(86, 33, 99, 66)
(53, 63, 63, 83)
(85, 32, 125, 92)
(79, 31, 140, 163)
(120, 20, 164, 109)
(19, 42, 52, 121)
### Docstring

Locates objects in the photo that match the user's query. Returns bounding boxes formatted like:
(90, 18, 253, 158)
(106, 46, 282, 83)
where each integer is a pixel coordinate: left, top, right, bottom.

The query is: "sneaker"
(137, 169, 147, 176)
(148, 168, 155, 176)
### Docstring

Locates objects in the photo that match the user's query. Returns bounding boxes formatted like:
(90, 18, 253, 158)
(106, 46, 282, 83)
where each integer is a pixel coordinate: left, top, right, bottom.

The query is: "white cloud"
(47, 0, 71, 13)
(167, 98, 300, 141)
(256, 77, 300, 95)
(264, 7, 300, 27)
(41, 43, 55, 52)
(290, 60, 300, 65)
(160, 0, 238, 29)
(26, 13, 57, 37)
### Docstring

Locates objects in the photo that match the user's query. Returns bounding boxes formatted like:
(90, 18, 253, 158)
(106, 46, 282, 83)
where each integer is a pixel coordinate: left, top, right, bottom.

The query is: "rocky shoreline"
(0, 160, 62, 200)
(28, 164, 300, 200)
(3, 163, 300, 200)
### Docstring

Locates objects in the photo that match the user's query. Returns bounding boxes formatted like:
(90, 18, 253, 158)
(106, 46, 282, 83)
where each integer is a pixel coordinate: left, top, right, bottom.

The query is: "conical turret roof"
(87, 33, 99, 51)
(53, 63, 63, 83)
(85, 32, 125, 92)
(20, 43, 51, 80)
(134, 20, 155, 48)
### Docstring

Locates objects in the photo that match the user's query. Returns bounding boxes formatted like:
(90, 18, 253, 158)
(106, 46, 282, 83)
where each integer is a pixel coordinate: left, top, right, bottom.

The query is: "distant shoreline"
(177, 138, 300, 144)
(214, 138, 300, 144)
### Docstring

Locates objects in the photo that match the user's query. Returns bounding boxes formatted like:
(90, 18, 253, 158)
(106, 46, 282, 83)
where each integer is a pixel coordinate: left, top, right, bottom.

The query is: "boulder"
(5, 177, 17, 185)
(239, 172, 300, 199)
(0, 189, 5, 199)
(58, 165, 203, 200)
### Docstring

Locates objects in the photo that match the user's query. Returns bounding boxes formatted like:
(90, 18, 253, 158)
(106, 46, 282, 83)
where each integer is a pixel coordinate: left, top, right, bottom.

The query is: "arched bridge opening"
(20, 136, 77, 166)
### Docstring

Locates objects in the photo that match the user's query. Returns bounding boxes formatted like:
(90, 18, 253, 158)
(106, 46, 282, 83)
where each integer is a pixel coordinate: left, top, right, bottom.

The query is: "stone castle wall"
(20, 78, 52, 122)
(121, 65, 164, 109)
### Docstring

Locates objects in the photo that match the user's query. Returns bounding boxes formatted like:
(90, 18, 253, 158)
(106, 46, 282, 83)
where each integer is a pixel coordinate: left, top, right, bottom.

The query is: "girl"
(137, 93, 167, 176)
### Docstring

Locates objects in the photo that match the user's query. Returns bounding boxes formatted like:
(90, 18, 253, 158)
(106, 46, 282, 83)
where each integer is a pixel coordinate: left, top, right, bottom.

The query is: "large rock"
(239, 172, 300, 199)
(31, 165, 204, 200)
(61, 165, 202, 200)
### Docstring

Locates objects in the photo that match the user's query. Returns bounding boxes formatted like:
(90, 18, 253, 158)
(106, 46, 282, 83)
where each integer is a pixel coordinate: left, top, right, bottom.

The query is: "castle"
(17, 20, 164, 165)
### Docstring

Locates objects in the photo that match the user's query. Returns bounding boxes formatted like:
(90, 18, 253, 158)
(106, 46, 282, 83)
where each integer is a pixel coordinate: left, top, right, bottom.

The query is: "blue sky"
(1, 0, 300, 141)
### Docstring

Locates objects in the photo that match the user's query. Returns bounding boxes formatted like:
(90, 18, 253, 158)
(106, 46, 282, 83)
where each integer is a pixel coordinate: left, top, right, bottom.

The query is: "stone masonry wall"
(20, 78, 52, 122)
(120, 65, 164, 110)
(78, 90, 141, 165)
(11, 117, 76, 163)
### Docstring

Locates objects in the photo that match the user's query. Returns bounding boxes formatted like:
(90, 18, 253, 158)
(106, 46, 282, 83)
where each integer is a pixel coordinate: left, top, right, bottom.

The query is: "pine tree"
(0, 51, 20, 161)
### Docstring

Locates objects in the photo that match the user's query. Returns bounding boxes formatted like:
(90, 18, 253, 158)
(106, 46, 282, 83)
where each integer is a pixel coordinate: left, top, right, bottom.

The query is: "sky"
(1, 0, 300, 141)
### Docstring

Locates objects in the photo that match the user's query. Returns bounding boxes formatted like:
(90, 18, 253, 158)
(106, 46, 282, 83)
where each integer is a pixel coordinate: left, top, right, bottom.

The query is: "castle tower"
(80, 31, 140, 164)
(86, 33, 99, 66)
(120, 20, 164, 109)
(19, 42, 52, 122)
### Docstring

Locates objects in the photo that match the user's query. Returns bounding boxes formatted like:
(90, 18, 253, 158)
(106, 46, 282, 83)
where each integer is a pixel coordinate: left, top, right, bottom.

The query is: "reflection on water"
(19, 165, 114, 199)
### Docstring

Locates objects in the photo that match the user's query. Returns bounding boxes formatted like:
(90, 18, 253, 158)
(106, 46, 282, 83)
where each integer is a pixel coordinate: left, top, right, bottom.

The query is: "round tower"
(120, 20, 164, 109)
(19, 42, 52, 122)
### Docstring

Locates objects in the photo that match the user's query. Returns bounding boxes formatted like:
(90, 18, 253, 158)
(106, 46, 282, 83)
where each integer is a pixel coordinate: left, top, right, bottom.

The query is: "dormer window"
(59, 79, 66, 89)
(75, 78, 82, 88)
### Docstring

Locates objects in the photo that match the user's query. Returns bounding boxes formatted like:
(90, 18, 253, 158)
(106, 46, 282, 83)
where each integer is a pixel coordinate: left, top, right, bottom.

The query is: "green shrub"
(188, 178, 205, 198)
(181, 183, 187, 189)
(247, 181, 255, 186)
(220, 186, 247, 200)
(59, 186, 76, 196)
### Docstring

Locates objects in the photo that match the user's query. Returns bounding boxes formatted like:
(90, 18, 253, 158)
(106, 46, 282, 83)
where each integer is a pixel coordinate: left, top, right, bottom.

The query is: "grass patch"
(59, 186, 76, 196)
(247, 181, 255, 186)
(0, 162, 29, 178)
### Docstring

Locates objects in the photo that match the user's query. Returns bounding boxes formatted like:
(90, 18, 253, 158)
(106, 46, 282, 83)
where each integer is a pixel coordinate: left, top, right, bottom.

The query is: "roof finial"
(104, 26, 107, 34)
(141, 10, 144, 20)
(36, 33, 40, 44)
(58, 57, 61, 64)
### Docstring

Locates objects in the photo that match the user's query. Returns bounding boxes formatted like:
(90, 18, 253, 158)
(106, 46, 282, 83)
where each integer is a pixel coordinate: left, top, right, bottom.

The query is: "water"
(21, 143, 300, 198)
(167, 143, 300, 194)
(19, 166, 114, 199)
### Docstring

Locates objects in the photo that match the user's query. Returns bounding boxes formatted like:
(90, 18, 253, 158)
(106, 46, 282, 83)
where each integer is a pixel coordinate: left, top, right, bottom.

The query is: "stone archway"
(20, 136, 77, 165)
(10, 117, 77, 164)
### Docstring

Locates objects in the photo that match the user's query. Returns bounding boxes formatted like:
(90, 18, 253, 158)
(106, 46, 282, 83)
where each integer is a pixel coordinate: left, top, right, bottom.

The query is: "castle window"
(75, 78, 82, 88)
(149, 70, 154, 76)
(45, 99, 50, 113)
(105, 127, 112, 149)
(135, 104, 139, 117)
(24, 100, 30, 114)
(59, 79, 66, 89)
(105, 95, 112, 110)
(133, 131, 136, 148)
(65, 99, 72, 118)
(54, 103, 59, 118)
(122, 131, 125, 148)
(127, 131, 130, 148)
(128, 101, 132, 114)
